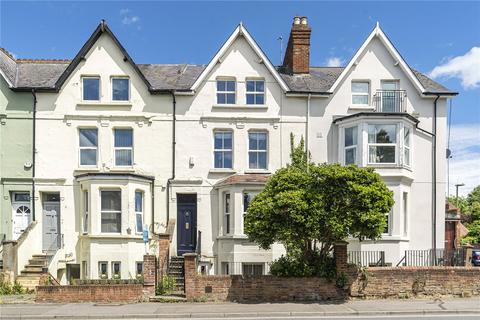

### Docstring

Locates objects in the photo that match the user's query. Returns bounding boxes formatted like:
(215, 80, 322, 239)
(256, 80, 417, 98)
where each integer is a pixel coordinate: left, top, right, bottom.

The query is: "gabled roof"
(54, 20, 154, 93)
(328, 23, 457, 96)
(190, 23, 290, 92)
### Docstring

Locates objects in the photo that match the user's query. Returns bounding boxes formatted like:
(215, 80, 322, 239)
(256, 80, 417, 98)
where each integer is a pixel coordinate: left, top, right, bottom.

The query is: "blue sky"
(1, 1, 479, 195)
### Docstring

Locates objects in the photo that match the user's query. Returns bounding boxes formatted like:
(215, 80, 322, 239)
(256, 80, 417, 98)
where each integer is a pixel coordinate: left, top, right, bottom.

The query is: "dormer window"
(351, 81, 370, 105)
(216, 79, 236, 104)
(82, 77, 100, 101)
(246, 79, 265, 105)
(112, 77, 130, 101)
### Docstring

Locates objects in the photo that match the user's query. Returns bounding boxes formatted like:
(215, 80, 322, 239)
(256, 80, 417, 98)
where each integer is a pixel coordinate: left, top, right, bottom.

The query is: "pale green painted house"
(0, 49, 34, 242)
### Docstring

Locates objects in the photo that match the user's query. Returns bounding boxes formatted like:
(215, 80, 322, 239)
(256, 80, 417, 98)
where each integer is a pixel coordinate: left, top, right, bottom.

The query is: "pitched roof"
(215, 173, 270, 187)
(0, 23, 456, 95)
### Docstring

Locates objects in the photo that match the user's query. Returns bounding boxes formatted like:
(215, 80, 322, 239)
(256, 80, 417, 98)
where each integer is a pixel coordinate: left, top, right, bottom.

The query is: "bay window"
(83, 191, 89, 234)
(224, 193, 231, 235)
(368, 124, 397, 164)
(135, 191, 143, 234)
(344, 126, 357, 165)
(101, 190, 121, 233)
(404, 128, 411, 167)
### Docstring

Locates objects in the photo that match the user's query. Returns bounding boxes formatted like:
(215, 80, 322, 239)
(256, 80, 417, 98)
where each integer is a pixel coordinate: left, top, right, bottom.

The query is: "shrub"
(156, 275, 176, 295)
(0, 279, 26, 295)
(269, 253, 336, 279)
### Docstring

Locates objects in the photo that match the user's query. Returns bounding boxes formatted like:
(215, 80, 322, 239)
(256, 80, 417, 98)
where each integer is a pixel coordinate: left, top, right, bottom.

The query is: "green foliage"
(335, 272, 348, 288)
(270, 253, 336, 279)
(156, 275, 176, 295)
(0, 279, 25, 295)
(244, 134, 393, 270)
(461, 220, 480, 245)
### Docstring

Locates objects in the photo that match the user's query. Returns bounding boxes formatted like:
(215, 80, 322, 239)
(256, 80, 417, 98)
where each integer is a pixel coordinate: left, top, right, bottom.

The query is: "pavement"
(1, 298, 480, 319)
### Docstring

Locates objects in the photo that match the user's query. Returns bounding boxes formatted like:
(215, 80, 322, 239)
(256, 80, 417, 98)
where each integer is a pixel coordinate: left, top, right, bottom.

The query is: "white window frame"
(242, 191, 259, 234)
(79, 128, 98, 167)
(367, 124, 398, 165)
(403, 192, 408, 236)
(98, 261, 108, 279)
(224, 192, 231, 235)
(100, 190, 122, 234)
(111, 261, 121, 279)
(114, 128, 134, 167)
(383, 207, 393, 236)
(351, 80, 370, 106)
(216, 78, 236, 105)
(248, 131, 268, 170)
(403, 127, 411, 167)
(135, 190, 143, 234)
(242, 263, 264, 276)
(81, 76, 100, 102)
(344, 126, 358, 165)
(246, 78, 265, 105)
(213, 130, 233, 169)
(83, 190, 89, 234)
(111, 76, 130, 102)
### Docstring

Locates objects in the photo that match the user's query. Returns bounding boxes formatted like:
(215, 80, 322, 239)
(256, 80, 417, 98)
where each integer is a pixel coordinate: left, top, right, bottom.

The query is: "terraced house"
(0, 16, 456, 288)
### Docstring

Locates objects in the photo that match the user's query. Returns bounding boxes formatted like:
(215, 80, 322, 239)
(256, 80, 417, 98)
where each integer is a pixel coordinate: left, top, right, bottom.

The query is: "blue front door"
(177, 194, 197, 256)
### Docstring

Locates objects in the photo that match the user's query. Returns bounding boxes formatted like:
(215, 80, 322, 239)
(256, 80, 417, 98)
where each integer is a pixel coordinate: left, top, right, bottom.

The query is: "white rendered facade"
(2, 19, 454, 281)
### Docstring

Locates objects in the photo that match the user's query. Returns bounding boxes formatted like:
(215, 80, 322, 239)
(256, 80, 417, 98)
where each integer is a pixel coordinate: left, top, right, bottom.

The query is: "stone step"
(31, 254, 51, 260)
(24, 266, 43, 273)
(16, 276, 41, 291)
(21, 270, 43, 276)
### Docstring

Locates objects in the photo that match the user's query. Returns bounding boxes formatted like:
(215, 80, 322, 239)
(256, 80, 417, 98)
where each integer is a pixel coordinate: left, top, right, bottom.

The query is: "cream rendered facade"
(1, 18, 455, 280)
(32, 32, 172, 282)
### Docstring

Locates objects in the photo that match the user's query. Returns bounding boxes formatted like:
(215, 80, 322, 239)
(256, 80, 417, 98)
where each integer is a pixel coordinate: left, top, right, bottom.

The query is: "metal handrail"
(373, 90, 407, 113)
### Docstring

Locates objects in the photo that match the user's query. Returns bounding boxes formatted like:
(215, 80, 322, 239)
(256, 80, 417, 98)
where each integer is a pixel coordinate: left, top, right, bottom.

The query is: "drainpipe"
(31, 89, 37, 221)
(432, 94, 440, 264)
(305, 94, 311, 160)
(166, 91, 176, 223)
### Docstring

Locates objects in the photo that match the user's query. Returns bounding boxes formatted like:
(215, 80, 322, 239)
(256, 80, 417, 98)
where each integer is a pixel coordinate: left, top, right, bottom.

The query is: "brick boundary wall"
(184, 253, 480, 302)
(36, 284, 144, 303)
(351, 267, 480, 299)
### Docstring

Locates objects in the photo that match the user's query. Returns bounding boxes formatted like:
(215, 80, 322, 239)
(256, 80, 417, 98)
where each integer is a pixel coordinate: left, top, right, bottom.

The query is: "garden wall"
(36, 284, 144, 303)
(184, 253, 480, 302)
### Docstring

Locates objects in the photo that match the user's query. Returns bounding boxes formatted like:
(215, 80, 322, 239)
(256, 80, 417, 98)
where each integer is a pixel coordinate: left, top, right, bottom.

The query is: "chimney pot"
(300, 17, 308, 25)
(293, 16, 301, 25)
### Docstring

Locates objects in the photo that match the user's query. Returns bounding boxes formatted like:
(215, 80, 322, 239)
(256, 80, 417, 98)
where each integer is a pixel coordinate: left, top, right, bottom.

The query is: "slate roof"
(0, 49, 455, 94)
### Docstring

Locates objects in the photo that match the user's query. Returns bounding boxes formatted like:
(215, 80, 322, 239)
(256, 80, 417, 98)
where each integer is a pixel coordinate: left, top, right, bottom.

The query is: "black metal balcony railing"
(373, 90, 407, 113)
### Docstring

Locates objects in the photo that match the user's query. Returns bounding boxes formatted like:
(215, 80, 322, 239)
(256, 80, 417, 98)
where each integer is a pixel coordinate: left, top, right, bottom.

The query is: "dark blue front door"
(177, 194, 197, 256)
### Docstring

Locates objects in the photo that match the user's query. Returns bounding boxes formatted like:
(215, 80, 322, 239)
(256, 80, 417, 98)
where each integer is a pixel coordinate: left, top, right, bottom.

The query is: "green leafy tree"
(462, 220, 480, 245)
(244, 135, 394, 265)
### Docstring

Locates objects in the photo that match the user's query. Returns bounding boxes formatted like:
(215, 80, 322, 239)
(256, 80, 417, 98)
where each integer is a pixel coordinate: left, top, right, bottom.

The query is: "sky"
(0, 1, 479, 196)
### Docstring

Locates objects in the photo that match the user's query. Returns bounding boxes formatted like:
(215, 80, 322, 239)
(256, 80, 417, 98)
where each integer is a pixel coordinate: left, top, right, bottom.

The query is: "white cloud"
(120, 8, 140, 26)
(429, 47, 480, 89)
(448, 124, 480, 196)
(325, 57, 344, 67)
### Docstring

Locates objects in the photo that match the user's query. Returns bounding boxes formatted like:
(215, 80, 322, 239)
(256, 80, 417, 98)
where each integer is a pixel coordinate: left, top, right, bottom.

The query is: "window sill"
(74, 167, 101, 172)
(209, 168, 236, 174)
(349, 105, 375, 110)
(244, 169, 270, 174)
(109, 167, 136, 172)
(77, 102, 133, 107)
(212, 104, 268, 110)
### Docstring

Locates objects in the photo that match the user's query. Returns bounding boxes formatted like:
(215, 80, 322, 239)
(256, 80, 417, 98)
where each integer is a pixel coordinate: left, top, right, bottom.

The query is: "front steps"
(16, 254, 51, 291)
(167, 256, 185, 293)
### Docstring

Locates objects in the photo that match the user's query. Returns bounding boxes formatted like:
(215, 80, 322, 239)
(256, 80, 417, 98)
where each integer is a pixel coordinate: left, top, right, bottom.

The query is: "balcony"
(373, 90, 407, 113)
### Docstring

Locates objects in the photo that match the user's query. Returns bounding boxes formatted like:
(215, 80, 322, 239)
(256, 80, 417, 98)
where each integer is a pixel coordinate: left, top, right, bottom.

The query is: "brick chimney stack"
(283, 16, 311, 74)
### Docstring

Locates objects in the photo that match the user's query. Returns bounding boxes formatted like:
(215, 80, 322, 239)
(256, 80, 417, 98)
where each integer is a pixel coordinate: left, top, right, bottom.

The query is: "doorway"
(42, 193, 61, 252)
(12, 192, 31, 240)
(176, 194, 197, 256)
